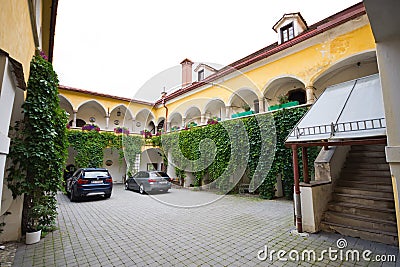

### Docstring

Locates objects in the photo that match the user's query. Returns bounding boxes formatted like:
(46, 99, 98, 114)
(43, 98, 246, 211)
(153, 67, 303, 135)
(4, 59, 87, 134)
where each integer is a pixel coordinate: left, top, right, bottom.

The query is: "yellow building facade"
(0, 0, 58, 242)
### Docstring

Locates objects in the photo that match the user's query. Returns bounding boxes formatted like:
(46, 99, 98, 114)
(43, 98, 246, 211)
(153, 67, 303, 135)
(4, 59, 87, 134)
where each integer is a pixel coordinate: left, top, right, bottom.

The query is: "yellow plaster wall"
(163, 24, 376, 116)
(0, 0, 36, 81)
(59, 88, 153, 116)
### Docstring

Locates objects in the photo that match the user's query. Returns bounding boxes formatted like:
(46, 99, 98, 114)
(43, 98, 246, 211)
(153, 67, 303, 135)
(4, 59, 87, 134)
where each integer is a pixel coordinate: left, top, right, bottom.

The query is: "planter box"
(26, 230, 41, 245)
(268, 101, 299, 111)
(231, 110, 254, 118)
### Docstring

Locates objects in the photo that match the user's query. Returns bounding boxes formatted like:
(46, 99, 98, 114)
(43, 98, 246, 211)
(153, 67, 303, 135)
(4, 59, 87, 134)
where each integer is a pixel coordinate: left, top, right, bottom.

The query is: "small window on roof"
(280, 22, 295, 43)
(198, 69, 205, 81)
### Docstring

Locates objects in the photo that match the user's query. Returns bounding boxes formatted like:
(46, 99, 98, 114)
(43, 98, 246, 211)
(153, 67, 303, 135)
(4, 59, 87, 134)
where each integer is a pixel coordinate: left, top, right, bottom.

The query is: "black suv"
(66, 168, 113, 201)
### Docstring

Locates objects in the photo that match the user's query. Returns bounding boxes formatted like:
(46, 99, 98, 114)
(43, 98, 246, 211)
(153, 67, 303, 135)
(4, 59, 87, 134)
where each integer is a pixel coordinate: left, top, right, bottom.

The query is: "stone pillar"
(105, 115, 110, 130)
(220, 107, 226, 120)
(258, 97, 265, 113)
(225, 106, 232, 119)
(166, 122, 171, 132)
(72, 110, 77, 128)
(306, 86, 316, 104)
(131, 117, 136, 133)
(201, 114, 206, 125)
(182, 117, 186, 128)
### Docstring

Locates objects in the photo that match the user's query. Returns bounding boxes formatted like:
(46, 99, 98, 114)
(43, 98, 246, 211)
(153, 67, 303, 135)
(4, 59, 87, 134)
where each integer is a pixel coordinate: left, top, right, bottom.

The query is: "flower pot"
(26, 230, 41, 245)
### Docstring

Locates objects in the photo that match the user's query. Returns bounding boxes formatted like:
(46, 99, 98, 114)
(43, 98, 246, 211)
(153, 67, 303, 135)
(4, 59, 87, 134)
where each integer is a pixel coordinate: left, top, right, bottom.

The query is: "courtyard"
(11, 185, 398, 266)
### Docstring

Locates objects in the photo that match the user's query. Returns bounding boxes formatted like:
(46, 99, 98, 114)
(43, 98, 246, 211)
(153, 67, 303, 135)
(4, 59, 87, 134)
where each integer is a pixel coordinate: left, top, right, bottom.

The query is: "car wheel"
(104, 193, 111, 199)
(124, 183, 129, 190)
(70, 189, 77, 202)
(139, 184, 145, 194)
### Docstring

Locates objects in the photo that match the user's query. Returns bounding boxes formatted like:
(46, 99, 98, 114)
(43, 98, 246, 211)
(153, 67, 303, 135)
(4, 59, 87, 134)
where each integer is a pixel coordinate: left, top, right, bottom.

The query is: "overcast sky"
(53, 0, 361, 102)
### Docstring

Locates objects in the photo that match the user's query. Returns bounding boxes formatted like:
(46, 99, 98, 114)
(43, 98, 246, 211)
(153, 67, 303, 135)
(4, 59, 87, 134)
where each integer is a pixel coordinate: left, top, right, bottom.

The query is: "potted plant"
(25, 204, 44, 244)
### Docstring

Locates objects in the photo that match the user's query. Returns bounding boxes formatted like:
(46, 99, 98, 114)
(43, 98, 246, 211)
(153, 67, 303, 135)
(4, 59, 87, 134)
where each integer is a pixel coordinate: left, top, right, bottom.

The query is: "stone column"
(306, 86, 316, 104)
(182, 117, 186, 129)
(72, 110, 77, 128)
(131, 117, 136, 133)
(225, 106, 232, 119)
(166, 122, 171, 132)
(105, 115, 110, 130)
(201, 114, 207, 125)
(258, 97, 265, 113)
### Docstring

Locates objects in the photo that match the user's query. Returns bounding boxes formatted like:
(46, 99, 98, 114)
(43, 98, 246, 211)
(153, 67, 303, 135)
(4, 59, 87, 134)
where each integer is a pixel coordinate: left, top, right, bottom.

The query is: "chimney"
(180, 58, 193, 88)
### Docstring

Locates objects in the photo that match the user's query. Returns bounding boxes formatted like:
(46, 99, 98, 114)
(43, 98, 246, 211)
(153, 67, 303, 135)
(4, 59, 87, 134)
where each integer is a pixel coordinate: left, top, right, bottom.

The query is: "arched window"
(288, 89, 306, 104)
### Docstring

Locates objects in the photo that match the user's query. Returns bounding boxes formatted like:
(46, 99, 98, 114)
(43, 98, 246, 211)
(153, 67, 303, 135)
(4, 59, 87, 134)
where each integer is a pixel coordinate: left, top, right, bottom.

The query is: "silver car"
(125, 171, 171, 194)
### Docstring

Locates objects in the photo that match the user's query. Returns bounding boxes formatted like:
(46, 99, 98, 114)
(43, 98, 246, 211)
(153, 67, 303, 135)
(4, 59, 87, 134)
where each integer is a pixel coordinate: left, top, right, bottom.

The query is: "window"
(198, 70, 205, 81)
(280, 22, 295, 43)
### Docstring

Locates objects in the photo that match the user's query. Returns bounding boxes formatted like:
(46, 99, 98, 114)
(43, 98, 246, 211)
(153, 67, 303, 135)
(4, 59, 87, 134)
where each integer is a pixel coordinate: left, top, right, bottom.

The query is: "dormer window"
(194, 63, 218, 82)
(273, 13, 308, 45)
(198, 70, 205, 81)
(281, 22, 295, 43)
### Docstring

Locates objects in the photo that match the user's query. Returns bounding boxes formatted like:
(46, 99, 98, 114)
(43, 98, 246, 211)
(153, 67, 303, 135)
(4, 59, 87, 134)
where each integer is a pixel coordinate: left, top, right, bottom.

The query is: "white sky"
(53, 0, 361, 102)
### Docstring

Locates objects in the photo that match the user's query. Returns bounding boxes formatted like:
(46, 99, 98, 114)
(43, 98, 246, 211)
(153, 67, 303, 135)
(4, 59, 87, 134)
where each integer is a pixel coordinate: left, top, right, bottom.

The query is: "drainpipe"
(161, 91, 168, 132)
(292, 145, 303, 233)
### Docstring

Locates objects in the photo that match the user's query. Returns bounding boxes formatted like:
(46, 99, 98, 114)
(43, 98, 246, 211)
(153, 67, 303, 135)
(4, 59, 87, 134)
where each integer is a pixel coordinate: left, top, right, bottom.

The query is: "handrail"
(290, 117, 386, 138)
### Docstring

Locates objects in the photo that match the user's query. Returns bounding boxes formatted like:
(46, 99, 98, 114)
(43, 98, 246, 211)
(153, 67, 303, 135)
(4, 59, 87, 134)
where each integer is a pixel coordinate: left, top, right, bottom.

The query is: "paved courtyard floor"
(12, 185, 398, 266)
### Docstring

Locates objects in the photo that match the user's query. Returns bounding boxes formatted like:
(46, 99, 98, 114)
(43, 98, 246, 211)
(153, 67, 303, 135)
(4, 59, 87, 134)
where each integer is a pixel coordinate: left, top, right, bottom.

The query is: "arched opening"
(168, 112, 182, 131)
(204, 99, 226, 121)
(313, 51, 378, 97)
(77, 100, 107, 129)
(264, 77, 305, 107)
(109, 105, 133, 131)
(229, 88, 259, 115)
(185, 106, 201, 126)
(135, 109, 155, 133)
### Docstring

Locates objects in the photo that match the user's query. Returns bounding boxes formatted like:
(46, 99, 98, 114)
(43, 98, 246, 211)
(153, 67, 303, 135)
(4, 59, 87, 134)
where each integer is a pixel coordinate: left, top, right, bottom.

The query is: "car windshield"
(152, 172, 169, 178)
(84, 171, 109, 178)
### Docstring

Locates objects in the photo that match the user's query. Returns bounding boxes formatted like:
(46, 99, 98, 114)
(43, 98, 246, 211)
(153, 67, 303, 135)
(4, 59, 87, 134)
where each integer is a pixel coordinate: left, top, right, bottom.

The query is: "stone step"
(341, 169, 391, 177)
(324, 211, 398, 233)
(327, 202, 397, 221)
(333, 193, 395, 209)
(321, 221, 398, 246)
(348, 151, 386, 158)
(334, 186, 394, 199)
(338, 175, 392, 183)
(346, 157, 388, 164)
(337, 180, 393, 191)
(343, 163, 390, 171)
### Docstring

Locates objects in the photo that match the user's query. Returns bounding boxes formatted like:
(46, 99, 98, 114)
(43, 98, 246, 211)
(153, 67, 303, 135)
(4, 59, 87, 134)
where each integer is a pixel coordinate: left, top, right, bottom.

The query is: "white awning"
(286, 73, 386, 143)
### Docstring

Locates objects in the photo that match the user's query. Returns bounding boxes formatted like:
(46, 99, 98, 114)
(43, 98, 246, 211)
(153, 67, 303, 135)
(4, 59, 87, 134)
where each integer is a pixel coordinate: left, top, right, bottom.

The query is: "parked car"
(125, 171, 171, 194)
(66, 168, 113, 202)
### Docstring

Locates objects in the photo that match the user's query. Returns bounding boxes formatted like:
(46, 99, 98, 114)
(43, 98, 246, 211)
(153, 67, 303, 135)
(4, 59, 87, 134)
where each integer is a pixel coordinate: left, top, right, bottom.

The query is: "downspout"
(48, 0, 59, 63)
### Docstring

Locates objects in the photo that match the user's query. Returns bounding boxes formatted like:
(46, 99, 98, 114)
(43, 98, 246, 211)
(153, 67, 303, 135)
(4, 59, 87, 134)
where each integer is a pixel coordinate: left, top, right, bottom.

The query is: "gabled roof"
(194, 63, 218, 73)
(272, 12, 307, 32)
(156, 2, 365, 105)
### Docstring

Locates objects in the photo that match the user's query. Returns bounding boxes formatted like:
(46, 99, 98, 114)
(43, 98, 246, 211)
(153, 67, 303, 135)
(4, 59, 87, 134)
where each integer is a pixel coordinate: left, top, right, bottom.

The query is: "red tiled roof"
(58, 85, 153, 106)
(156, 2, 365, 105)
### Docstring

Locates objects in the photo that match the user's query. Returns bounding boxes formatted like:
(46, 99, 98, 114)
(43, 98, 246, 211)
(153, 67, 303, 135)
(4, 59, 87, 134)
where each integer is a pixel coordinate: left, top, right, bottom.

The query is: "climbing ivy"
(7, 54, 68, 233)
(159, 107, 318, 199)
(67, 130, 144, 173)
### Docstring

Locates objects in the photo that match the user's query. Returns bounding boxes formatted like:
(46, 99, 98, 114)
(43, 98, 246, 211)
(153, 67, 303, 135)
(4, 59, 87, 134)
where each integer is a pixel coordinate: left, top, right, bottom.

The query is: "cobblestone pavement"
(12, 185, 399, 266)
